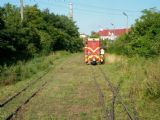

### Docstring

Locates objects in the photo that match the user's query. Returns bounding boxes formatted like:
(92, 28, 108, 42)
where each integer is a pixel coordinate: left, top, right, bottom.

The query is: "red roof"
(98, 28, 128, 36)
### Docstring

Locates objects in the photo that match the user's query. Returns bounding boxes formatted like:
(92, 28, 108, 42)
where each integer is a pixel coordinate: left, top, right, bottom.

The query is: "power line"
(27, 0, 141, 14)
(15, 0, 142, 18)
(74, 7, 140, 16)
(74, 2, 141, 13)
(58, 0, 141, 13)
(29, 1, 140, 16)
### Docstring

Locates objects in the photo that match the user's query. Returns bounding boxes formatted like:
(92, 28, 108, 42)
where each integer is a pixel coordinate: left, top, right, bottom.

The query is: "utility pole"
(20, 0, 24, 22)
(111, 23, 115, 41)
(123, 12, 128, 33)
(69, 2, 73, 20)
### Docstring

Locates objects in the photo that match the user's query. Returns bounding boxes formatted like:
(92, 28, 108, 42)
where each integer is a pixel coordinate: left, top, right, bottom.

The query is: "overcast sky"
(1, 0, 160, 34)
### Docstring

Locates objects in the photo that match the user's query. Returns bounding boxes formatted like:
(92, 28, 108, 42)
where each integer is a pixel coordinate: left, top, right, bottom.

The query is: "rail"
(98, 66, 138, 120)
(90, 65, 139, 120)
(0, 68, 50, 108)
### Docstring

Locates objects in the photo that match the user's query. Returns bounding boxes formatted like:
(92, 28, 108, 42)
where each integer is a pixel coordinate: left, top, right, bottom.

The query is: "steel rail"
(1, 57, 71, 119)
(98, 66, 136, 120)
(5, 81, 47, 120)
(0, 68, 50, 108)
(91, 67, 111, 120)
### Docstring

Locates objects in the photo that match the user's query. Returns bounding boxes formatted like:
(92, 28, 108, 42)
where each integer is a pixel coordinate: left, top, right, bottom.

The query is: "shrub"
(109, 8, 160, 58)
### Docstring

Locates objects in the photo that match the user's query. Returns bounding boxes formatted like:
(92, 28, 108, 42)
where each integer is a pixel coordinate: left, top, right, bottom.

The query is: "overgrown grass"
(10, 53, 102, 120)
(103, 54, 160, 119)
(0, 51, 70, 86)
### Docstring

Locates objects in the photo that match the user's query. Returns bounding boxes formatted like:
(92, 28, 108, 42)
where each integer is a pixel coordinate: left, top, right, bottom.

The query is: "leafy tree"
(0, 7, 5, 29)
(110, 8, 160, 58)
(0, 3, 83, 65)
(90, 31, 100, 38)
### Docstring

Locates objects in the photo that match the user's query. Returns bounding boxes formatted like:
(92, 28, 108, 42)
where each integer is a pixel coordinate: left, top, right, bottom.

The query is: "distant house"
(98, 28, 128, 41)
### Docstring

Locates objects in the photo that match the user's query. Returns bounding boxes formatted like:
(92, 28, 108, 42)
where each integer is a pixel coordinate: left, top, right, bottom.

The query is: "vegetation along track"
(91, 65, 139, 120)
(0, 68, 52, 120)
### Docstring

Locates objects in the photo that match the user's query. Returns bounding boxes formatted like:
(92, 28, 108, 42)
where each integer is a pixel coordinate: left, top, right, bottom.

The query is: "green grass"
(0, 51, 70, 86)
(101, 54, 160, 120)
(1, 53, 159, 119)
(12, 53, 102, 120)
(0, 51, 71, 102)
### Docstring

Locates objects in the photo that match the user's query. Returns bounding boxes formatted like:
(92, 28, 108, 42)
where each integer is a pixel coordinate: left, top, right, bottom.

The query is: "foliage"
(0, 51, 70, 85)
(90, 31, 100, 38)
(109, 8, 160, 58)
(100, 39, 109, 49)
(103, 54, 160, 119)
(0, 4, 83, 65)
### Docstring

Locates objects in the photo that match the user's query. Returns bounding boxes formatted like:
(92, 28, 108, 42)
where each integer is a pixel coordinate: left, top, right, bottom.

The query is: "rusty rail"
(0, 68, 50, 108)
(5, 81, 47, 120)
(98, 66, 138, 120)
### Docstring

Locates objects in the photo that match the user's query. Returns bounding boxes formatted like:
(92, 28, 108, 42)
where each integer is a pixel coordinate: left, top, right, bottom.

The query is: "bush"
(109, 8, 160, 58)
(0, 4, 83, 65)
(0, 51, 70, 85)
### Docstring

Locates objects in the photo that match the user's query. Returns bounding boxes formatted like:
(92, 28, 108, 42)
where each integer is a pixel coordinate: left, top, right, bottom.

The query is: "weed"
(103, 54, 160, 119)
(0, 51, 70, 86)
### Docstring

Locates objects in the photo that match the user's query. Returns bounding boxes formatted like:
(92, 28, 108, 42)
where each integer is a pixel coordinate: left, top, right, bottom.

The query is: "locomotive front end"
(84, 38, 105, 65)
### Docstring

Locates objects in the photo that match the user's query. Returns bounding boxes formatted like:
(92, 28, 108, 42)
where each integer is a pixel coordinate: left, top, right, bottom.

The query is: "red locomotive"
(84, 38, 105, 65)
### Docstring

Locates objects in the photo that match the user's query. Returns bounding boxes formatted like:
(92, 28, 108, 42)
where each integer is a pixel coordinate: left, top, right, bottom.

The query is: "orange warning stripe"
(84, 47, 100, 53)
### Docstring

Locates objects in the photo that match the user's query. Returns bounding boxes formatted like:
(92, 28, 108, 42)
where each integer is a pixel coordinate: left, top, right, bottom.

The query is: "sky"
(0, 0, 160, 35)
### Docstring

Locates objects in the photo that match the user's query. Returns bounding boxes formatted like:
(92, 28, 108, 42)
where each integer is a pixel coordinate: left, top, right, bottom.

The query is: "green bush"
(109, 8, 160, 58)
(0, 4, 83, 65)
(0, 51, 70, 85)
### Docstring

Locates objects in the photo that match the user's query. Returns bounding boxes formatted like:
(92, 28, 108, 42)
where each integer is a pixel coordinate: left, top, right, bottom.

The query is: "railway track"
(5, 81, 47, 120)
(0, 57, 72, 120)
(92, 67, 111, 120)
(91, 66, 139, 120)
(0, 68, 51, 120)
(0, 68, 50, 108)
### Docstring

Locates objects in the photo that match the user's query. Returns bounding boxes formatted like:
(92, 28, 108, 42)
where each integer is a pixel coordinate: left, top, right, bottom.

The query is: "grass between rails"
(0, 51, 71, 101)
(14, 53, 102, 120)
(101, 54, 160, 120)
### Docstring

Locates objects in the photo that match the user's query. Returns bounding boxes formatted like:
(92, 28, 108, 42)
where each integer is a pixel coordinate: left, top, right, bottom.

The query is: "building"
(98, 28, 128, 41)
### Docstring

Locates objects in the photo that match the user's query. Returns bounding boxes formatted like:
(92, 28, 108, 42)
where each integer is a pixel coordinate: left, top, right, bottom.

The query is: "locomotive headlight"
(93, 58, 96, 61)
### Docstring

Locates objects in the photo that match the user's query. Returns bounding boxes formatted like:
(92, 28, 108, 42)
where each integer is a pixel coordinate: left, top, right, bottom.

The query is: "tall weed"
(0, 51, 70, 86)
(105, 54, 160, 119)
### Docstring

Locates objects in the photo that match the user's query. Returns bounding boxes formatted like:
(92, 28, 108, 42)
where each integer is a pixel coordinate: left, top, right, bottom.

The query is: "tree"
(90, 31, 100, 38)
(0, 4, 83, 65)
(110, 8, 160, 58)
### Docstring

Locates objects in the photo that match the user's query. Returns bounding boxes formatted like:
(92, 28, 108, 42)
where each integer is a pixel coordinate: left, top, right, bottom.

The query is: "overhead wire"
(27, 0, 141, 17)
(1, 0, 142, 16)
(74, 7, 140, 16)
(73, 1, 141, 13)
(27, 0, 141, 16)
